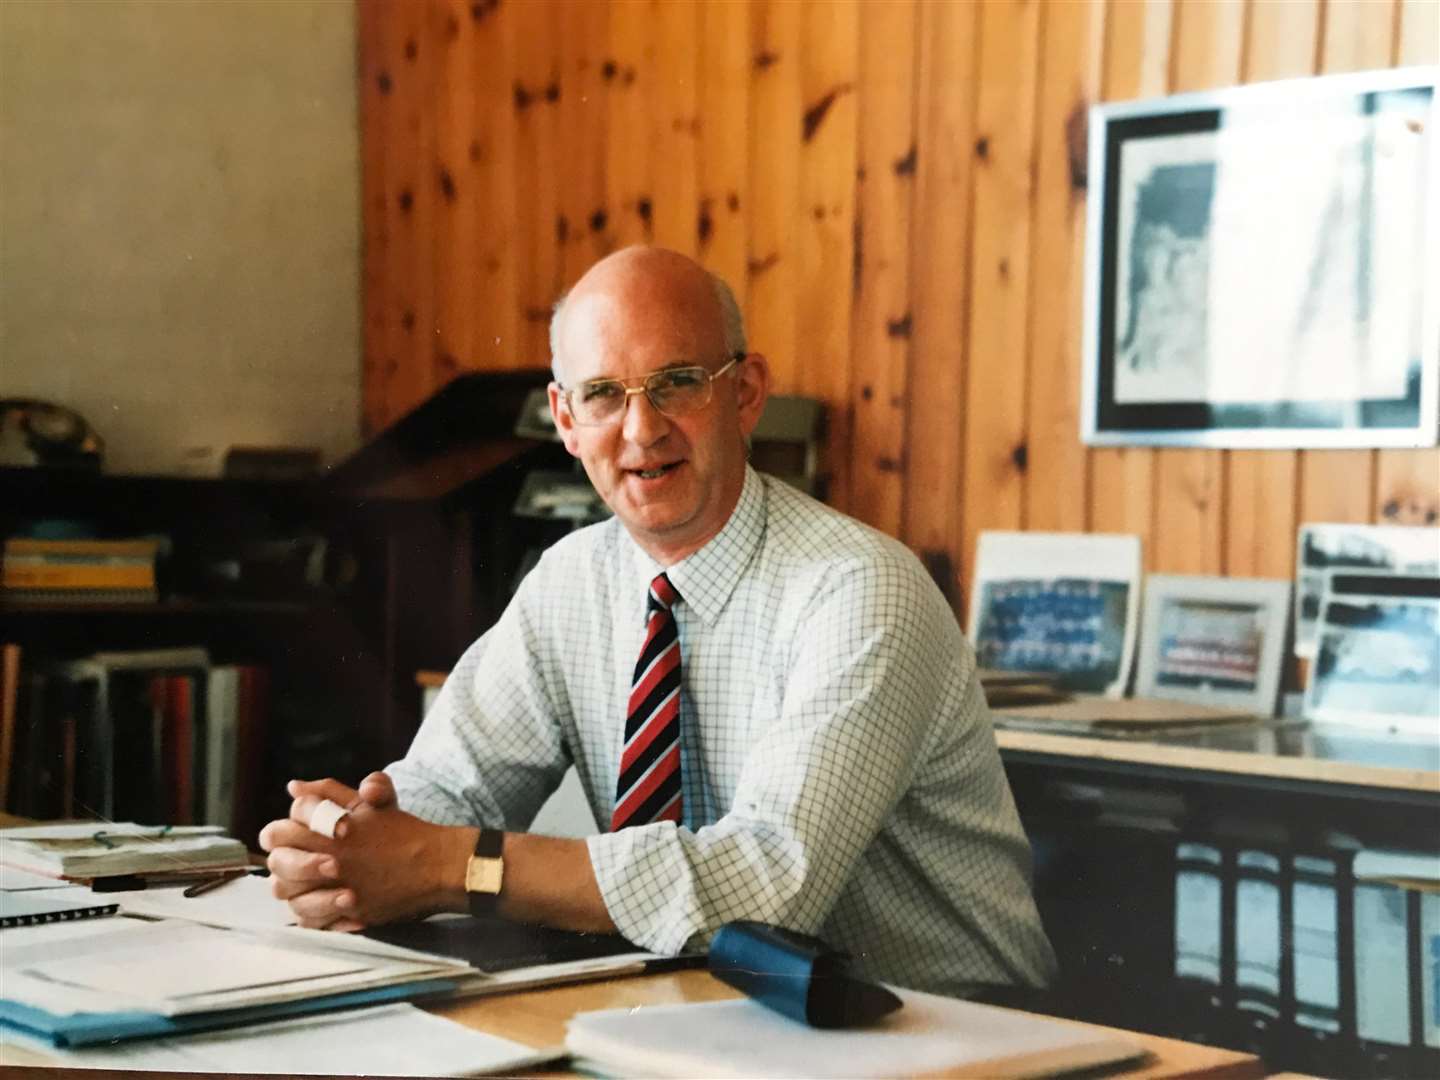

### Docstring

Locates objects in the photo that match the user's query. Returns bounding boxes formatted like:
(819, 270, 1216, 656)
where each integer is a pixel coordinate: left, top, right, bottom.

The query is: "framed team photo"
(1082, 67, 1439, 448)
(1135, 574, 1292, 716)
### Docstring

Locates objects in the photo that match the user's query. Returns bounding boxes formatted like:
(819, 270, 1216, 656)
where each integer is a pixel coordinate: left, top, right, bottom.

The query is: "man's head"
(547, 246, 770, 566)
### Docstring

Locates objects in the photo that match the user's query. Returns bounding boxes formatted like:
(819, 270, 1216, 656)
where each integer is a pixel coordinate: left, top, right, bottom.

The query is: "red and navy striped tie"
(611, 573, 683, 830)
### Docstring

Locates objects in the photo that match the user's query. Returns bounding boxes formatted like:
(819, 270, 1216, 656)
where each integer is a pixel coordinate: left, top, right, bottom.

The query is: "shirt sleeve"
(387, 565, 572, 831)
(587, 551, 965, 955)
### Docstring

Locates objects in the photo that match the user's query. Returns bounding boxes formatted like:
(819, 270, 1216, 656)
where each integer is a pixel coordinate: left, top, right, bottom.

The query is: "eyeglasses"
(558, 354, 745, 427)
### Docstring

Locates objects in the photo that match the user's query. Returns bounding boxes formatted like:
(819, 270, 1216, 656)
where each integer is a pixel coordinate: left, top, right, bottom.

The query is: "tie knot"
(648, 572, 679, 614)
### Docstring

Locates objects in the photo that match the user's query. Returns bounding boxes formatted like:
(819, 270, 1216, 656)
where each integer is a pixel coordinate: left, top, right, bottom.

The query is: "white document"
(118, 872, 297, 929)
(0, 864, 74, 891)
(6, 1003, 552, 1076)
(566, 988, 1145, 1079)
(35, 936, 369, 1002)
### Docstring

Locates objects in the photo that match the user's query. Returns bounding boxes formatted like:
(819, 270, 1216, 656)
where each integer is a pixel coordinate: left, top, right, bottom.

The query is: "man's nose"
(620, 388, 670, 444)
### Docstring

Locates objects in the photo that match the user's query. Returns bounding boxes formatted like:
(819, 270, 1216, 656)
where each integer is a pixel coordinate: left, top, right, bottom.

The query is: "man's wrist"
(433, 825, 482, 915)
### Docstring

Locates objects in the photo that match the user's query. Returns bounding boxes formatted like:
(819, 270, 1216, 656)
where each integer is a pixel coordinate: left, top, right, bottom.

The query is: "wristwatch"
(464, 829, 505, 916)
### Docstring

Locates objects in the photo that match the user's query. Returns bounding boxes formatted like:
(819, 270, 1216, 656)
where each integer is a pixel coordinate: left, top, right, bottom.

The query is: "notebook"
(0, 891, 119, 928)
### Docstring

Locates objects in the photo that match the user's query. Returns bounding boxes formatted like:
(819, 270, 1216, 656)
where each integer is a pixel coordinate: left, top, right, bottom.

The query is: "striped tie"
(611, 573, 683, 830)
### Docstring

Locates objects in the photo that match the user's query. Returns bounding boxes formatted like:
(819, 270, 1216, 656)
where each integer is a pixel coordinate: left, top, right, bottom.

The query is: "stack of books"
(2, 537, 162, 605)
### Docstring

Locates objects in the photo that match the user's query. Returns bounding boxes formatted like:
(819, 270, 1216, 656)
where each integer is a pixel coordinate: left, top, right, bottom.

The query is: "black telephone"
(0, 398, 104, 469)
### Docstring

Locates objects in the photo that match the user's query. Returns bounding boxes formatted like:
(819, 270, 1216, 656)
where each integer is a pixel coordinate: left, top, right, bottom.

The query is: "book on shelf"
(2, 537, 162, 603)
(0, 647, 266, 834)
(0, 822, 248, 881)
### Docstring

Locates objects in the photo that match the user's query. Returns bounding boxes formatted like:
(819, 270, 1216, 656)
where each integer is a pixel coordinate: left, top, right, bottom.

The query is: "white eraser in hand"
(311, 798, 349, 839)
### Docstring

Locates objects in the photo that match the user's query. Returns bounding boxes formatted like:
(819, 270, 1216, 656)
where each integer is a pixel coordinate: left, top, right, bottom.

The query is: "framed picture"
(1082, 67, 1439, 448)
(1305, 572, 1440, 734)
(968, 531, 1142, 697)
(1294, 523, 1439, 656)
(1135, 574, 1292, 716)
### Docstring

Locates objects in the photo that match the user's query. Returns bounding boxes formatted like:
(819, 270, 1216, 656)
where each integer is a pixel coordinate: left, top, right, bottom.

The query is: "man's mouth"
(627, 462, 682, 480)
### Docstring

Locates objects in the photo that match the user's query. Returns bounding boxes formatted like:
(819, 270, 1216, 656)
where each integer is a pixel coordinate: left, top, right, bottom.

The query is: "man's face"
(547, 258, 768, 565)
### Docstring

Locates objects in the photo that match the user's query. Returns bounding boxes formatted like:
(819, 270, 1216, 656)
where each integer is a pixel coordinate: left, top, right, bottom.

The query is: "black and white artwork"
(1306, 573, 1440, 733)
(1294, 524, 1439, 656)
(1084, 68, 1438, 447)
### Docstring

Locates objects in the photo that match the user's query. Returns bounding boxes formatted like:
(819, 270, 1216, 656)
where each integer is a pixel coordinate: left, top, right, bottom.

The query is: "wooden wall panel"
(848, 0, 916, 537)
(357, 0, 1435, 618)
(959, 0, 1042, 609)
(795, 0, 858, 511)
(746, 1, 803, 398)
(902, 0, 979, 606)
(1024, 0, 1105, 535)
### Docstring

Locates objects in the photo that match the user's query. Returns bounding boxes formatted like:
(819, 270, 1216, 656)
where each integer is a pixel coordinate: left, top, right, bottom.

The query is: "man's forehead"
(555, 286, 724, 379)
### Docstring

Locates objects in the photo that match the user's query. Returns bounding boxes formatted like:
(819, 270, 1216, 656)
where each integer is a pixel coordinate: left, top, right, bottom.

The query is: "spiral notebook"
(0, 891, 119, 928)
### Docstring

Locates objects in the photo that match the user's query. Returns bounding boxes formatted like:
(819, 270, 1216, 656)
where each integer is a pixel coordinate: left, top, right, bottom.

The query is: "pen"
(183, 868, 252, 898)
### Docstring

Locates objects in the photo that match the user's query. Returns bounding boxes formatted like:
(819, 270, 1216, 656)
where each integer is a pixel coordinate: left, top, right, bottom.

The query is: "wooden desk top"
(431, 969, 1265, 1080)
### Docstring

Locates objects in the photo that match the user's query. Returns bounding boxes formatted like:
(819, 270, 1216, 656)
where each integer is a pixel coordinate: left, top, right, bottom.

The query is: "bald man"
(261, 247, 1056, 997)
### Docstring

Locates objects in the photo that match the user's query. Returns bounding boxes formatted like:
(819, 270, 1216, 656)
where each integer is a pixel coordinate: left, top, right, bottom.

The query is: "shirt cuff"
(587, 826, 699, 956)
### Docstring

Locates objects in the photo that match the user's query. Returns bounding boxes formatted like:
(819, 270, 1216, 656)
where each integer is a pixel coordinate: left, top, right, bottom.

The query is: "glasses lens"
(571, 380, 623, 425)
(648, 367, 710, 415)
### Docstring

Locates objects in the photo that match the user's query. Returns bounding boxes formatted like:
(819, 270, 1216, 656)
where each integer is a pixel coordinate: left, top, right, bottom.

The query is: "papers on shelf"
(2, 1002, 556, 1076)
(1353, 848, 1440, 892)
(566, 987, 1148, 1079)
(995, 695, 1256, 737)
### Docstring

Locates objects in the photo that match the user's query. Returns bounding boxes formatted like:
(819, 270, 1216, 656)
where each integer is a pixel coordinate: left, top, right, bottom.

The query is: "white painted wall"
(0, 0, 361, 476)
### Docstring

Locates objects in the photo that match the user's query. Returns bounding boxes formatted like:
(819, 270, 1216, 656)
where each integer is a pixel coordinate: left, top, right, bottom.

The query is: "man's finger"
(286, 777, 363, 811)
(260, 818, 335, 856)
(356, 771, 398, 809)
(268, 847, 341, 893)
(285, 885, 357, 924)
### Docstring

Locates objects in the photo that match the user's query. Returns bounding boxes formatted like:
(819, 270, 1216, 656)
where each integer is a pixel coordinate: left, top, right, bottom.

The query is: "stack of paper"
(995, 695, 1256, 738)
(0, 822, 248, 882)
(566, 988, 1147, 1079)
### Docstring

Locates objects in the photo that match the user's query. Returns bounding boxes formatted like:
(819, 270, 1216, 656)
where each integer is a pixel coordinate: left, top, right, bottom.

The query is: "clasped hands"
(258, 771, 474, 931)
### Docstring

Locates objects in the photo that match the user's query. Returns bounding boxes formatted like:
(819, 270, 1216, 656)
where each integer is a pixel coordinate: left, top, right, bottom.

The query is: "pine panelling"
(796, 0, 858, 510)
(848, 0, 917, 537)
(1298, 0, 1398, 526)
(605, 1, 653, 251)
(431, 0, 478, 384)
(1221, 0, 1318, 578)
(650, 2, 700, 256)
(353, 0, 1433, 613)
(902, 0, 980, 605)
(380, 0, 435, 425)
(1088, 0, 1170, 560)
(512, 0, 562, 370)
(746, 1, 804, 398)
(696, 1, 751, 304)
(959, 0, 1042, 608)
(1024, 0, 1106, 534)
(469, 0, 519, 369)
(358, 0, 391, 437)
(555, 0, 610, 295)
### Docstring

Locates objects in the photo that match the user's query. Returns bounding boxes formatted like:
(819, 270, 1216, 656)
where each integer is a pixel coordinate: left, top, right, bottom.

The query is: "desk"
(1, 967, 1263, 1079)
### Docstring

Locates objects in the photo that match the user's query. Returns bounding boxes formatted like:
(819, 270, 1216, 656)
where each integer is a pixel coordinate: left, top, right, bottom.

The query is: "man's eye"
(660, 369, 705, 390)
(581, 381, 621, 403)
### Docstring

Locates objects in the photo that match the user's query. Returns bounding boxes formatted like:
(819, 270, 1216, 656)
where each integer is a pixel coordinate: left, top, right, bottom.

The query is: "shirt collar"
(628, 465, 767, 626)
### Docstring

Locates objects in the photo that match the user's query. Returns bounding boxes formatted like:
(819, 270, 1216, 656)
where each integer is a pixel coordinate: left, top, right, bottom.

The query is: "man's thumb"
(356, 770, 398, 809)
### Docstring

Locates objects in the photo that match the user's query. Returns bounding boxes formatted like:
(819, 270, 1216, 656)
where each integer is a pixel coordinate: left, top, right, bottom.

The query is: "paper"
(0, 864, 72, 891)
(999, 695, 1255, 727)
(566, 987, 1146, 1079)
(118, 872, 298, 929)
(33, 935, 369, 1002)
(4, 1003, 551, 1076)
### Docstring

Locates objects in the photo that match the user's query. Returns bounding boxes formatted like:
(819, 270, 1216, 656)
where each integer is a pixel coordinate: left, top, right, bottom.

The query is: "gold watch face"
(465, 855, 503, 896)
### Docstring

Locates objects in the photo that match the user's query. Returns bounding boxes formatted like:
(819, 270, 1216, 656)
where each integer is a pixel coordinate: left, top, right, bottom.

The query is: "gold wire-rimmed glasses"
(559, 353, 745, 427)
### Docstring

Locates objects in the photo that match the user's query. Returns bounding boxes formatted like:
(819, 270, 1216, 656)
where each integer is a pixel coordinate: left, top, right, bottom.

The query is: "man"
(261, 246, 1056, 996)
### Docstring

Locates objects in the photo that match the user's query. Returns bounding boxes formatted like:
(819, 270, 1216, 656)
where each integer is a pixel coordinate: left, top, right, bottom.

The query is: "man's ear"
(548, 382, 582, 457)
(734, 353, 771, 439)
